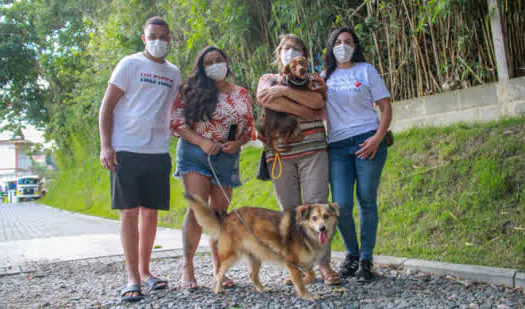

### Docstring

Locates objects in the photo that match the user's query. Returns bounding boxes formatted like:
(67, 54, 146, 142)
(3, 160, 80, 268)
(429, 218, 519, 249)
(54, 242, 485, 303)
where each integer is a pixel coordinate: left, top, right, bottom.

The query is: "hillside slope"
(43, 117, 525, 269)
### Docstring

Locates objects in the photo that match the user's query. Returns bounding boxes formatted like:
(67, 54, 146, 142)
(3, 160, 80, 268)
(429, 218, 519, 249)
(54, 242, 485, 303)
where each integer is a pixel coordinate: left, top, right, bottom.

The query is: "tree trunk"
(488, 0, 510, 80)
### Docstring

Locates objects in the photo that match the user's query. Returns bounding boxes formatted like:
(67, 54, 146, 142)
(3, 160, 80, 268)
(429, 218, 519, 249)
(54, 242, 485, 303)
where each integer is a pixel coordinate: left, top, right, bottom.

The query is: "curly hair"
(181, 46, 230, 125)
(323, 27, 366, 81)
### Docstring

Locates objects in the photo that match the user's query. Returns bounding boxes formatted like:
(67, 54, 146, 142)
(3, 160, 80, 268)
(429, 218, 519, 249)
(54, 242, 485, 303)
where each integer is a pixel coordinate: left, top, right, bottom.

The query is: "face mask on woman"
(205, 62, 228, 81)
(146, 39, 169, 58)
(333, 44, 354, 64)
(281, 48, 303, 66)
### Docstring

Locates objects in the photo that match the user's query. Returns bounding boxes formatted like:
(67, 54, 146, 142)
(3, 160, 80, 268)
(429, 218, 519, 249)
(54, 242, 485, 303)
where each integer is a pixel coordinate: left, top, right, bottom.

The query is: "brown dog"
(184, 193, 339, 300)
(258, 57, 327, 152)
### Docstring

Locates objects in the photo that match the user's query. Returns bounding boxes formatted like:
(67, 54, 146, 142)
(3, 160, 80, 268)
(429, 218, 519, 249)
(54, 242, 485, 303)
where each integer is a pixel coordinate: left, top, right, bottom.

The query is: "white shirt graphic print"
(109, 53, 181, 154)
(325, 62, 390, 144)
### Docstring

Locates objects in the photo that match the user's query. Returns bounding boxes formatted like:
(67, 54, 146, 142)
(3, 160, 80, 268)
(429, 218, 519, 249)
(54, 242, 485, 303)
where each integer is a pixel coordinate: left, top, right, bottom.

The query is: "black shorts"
(111, 151, 172, 211)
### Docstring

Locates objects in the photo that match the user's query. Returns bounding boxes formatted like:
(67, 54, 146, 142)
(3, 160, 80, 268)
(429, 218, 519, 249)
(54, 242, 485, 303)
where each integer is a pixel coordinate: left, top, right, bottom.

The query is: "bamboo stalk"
(429, 10, 443, 88)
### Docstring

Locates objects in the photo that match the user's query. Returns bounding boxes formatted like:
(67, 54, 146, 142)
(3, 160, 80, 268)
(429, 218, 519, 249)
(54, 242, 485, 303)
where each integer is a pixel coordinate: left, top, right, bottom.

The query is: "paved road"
(0, 202, 119, 241)
(0, 202, 207, 268)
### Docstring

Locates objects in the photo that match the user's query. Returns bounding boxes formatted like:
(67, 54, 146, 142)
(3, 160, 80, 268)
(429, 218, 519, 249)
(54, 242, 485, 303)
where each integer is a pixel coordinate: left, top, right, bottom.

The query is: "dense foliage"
(3, 0, 523, 167)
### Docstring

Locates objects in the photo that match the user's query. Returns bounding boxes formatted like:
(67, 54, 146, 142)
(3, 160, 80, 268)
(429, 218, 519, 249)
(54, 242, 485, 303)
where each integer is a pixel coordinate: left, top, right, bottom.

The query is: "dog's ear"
(296, 204, 312, 221)
(283, 63, 292, 75)
(328, 202, 340, 217)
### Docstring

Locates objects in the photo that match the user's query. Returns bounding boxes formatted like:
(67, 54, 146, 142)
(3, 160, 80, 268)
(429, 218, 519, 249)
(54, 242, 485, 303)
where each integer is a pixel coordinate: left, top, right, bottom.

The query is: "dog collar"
(285, 75, 309, 87)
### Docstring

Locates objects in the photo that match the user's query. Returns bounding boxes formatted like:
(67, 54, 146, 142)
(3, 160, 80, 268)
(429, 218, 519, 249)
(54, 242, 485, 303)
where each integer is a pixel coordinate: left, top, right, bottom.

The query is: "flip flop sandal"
(141, 277, 168, 290)
(321, 272, 341, 285)
(284, 274, 311, 285)
(120, 284, 144, 302)
(178, 279, 198, 290)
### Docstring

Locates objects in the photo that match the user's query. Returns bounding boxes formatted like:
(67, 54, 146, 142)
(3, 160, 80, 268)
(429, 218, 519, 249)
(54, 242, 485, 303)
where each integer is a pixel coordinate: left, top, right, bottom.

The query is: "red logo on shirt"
(354, 81, 362, 87)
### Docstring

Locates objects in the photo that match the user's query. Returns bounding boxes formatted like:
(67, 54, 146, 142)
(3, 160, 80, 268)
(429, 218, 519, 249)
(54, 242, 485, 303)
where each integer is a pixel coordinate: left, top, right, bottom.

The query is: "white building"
(0, 139, 34, 181)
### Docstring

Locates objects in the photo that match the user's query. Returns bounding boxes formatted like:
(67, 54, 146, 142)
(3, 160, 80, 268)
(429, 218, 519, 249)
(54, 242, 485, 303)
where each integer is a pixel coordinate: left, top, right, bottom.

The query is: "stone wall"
(391, 77, 525, 132)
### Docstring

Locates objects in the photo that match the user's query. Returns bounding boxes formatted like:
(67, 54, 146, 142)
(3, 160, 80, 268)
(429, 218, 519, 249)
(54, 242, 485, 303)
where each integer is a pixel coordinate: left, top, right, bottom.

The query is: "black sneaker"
(339, 255, 360, 278)
(356, 260, 375, 282)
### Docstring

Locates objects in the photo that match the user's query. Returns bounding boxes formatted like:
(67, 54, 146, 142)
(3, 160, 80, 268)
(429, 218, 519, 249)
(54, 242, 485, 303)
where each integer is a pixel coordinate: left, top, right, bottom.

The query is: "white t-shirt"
(109, 52, 180, 154)
(325, 62, 390, 144)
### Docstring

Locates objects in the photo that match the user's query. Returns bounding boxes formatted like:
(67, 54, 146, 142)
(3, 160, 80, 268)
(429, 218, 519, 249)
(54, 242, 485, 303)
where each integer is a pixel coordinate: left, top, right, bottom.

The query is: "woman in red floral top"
(171, 46, 255, 290)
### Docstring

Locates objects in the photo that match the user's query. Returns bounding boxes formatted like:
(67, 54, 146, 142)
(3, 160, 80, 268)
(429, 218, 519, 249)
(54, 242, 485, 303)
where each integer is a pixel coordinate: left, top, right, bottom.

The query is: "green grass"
(43, 117, 525, 270)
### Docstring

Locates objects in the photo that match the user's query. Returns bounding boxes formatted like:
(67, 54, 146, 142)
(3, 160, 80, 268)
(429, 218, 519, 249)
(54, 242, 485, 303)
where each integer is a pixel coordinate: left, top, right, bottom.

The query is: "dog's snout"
(299, 67, 306, 75)
(319, 226, 326, 232)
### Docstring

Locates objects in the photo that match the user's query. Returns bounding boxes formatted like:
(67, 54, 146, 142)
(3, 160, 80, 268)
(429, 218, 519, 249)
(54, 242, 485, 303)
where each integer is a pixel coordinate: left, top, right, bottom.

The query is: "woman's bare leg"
(181, 172, 211, 288)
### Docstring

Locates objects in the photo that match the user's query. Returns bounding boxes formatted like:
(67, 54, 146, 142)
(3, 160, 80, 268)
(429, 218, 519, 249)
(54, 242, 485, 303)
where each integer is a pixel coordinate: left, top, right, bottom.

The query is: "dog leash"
(206, 145, 309, 272)
(271, 152, 283, 180)
(270, 140, 283, 180)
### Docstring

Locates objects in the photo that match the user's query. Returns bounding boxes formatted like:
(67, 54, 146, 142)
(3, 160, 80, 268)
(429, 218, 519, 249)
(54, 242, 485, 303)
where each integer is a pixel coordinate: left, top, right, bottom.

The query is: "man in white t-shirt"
(98, 16, 180, 302)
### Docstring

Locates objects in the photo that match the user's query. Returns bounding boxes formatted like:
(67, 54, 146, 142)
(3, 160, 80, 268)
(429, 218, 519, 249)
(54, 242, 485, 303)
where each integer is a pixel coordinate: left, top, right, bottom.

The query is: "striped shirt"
(256, 73, 327, 161)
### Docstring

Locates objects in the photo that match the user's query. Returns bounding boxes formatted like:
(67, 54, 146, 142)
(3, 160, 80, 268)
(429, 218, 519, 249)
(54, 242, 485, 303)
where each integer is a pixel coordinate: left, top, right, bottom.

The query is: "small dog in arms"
(258, 56, 327, 153)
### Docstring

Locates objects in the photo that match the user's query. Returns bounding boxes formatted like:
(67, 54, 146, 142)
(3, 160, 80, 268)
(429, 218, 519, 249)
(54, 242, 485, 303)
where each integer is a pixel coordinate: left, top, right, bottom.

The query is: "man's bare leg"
(138, 207, 166, 288)
(120, 208, 141, 297)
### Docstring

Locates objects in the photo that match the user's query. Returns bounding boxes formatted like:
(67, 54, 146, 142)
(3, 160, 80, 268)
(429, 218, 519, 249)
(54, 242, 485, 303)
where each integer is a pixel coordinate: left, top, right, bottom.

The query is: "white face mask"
(333, 44, 354, 64)
(205, 62, 228, 81)
(280, 48, 303, 66)
(146, 39, 169, 58)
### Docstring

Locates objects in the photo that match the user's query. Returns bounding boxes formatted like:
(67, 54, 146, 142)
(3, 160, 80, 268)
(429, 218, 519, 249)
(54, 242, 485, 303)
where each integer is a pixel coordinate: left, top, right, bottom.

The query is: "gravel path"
(0, 254, 523, 308)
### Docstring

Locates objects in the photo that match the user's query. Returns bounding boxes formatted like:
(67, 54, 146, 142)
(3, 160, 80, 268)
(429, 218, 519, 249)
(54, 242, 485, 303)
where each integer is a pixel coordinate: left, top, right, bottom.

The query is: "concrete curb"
(515, 272, 525, 290)
(2, 248, 523, 290)
(333, 252, 523, 289)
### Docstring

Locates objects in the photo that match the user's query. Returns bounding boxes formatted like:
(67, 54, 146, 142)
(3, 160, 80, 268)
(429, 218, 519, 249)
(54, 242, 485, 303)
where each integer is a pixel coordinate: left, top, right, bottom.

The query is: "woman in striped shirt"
(256, 34, 340, 286)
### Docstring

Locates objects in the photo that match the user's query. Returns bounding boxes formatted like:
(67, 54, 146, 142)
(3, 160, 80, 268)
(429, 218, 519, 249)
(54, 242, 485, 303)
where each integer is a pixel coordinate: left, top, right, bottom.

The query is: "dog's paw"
(255, 287, 272, 293)
(303, 275, 315, 285)
(300, 292, 320, 301)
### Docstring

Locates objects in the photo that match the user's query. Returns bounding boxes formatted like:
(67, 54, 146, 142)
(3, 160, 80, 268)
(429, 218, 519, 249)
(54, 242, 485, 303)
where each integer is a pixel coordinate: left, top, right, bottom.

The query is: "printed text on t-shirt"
(328, 80, 363, 94)
(140, 72, 173, 88)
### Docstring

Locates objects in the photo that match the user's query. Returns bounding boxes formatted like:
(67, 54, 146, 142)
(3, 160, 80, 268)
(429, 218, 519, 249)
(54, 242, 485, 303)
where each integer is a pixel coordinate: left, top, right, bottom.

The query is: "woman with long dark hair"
(171, 46, 255, 289)
(323, 27, 392, 281)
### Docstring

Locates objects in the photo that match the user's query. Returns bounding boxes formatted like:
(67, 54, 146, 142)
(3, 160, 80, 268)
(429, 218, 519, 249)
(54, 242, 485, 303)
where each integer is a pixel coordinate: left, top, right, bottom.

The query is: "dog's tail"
(184, 193, 221, 239)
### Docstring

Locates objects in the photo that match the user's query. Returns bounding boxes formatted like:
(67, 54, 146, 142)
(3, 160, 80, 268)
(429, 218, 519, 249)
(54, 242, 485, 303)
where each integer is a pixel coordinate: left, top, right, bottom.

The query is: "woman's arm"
(283, 87, 324, 109)
(256, 73, 320, 120)
(259, 85, 324, 109)
(356, 97, 392, 159)
(373, 98, 392, 140)
(175, 127, 221, 155)
(222, 134, 251, 154)
(259, 97, 317, 121)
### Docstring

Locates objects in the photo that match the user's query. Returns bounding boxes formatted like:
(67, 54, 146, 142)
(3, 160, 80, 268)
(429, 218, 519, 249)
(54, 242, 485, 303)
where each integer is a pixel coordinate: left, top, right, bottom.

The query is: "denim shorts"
(173, 138, 242, 188)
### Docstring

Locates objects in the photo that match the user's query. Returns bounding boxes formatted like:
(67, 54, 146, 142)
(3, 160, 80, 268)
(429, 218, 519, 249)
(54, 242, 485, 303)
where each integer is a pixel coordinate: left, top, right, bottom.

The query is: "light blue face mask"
(333, 44, 354, 64)
(146, 39, 169, 58)
(281, 48, 303, 66)
(205, 62, 228, 81)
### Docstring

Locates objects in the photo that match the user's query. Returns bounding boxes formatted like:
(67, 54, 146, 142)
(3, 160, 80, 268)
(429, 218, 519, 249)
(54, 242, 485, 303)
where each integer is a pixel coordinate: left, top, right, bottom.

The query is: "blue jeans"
(328, 130, 387, 261)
